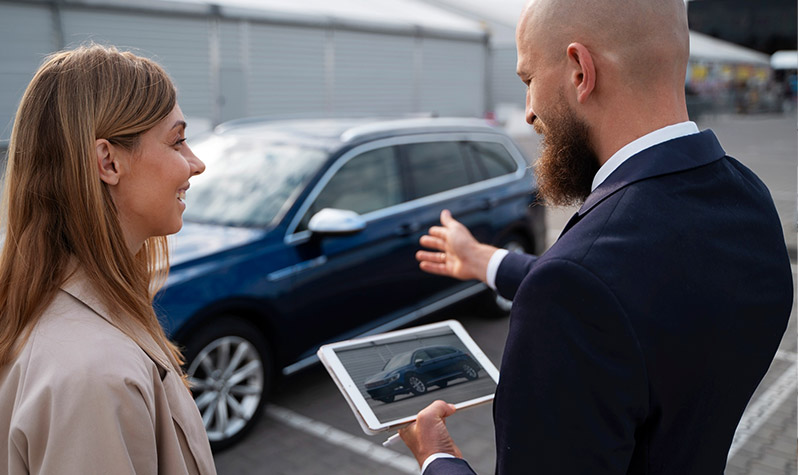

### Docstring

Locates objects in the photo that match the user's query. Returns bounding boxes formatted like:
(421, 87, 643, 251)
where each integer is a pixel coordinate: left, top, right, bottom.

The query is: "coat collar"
(578, 129, 726, 217)
(59, 263, 180, 374)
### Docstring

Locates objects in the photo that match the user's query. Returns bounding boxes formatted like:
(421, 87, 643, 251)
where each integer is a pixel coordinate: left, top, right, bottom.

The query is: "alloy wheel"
(408, 375, 427, 394)
(187, 336, 265, 443)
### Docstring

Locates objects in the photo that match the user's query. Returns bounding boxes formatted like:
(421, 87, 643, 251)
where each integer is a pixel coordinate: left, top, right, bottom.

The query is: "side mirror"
(308, 208, 366, 235)
(414, 359, 424, 367)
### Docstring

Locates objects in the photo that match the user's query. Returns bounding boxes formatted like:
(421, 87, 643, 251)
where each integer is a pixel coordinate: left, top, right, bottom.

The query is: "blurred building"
(0, 0, 491, 141)
(2, 0, 792, 144)
(422, 0, 787, 119)
(685, 0, 797, 114)
(685, 31, 775, 115)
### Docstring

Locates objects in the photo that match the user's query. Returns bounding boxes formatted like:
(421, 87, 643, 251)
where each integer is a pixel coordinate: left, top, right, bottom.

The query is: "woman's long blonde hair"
(0, 45, 186, 381)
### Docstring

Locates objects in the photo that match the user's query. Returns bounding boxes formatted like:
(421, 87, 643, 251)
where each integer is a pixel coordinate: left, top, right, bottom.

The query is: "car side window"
(298, 146, 402, 231)
(413, 350, 431, 363)
(426, 347, 446, 358)
(466, 141, 518, 179)
(404, 141, 473, 199)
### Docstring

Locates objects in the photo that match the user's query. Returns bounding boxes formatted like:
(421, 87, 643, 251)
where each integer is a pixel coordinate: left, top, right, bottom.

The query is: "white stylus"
(382, 433, 401, 447)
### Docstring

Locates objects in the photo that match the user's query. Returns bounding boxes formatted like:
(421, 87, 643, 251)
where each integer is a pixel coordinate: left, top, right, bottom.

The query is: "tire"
(406, 374, 427, 395)
(461, 362, 479, 381)
(182, 316, 272, 452)
(379, 396, 395, 403)
(480, 233, 532, 317)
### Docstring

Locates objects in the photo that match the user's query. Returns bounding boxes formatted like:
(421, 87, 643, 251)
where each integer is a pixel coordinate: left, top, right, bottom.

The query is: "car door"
(411, 349, 437, 380)
(403, 136, 529, 304)
(398, 137, 496, 301)
(283, 143, 422, 349)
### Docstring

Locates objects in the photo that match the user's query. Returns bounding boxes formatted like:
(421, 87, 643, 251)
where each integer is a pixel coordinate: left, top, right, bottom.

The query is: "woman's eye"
(174, 138, 187, 147)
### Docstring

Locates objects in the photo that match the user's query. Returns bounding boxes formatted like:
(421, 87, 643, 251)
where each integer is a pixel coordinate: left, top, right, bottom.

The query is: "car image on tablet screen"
(364, 346, 480, 403)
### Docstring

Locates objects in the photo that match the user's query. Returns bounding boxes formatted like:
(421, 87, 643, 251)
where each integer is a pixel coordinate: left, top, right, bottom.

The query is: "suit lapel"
(557, 211, 582, 239)
(558, 130, 726, 238)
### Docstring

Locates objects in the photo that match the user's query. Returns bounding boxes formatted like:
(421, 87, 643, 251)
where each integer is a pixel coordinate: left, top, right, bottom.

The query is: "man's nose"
(525, 109, 536, 125)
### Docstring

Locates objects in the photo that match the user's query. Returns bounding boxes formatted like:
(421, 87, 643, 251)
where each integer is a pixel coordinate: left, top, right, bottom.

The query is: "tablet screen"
(318, 320, 499, 434)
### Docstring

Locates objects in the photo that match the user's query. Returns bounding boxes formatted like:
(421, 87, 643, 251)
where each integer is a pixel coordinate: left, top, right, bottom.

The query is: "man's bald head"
(517, 0, 689, 90)
(514, 0, 692, 204)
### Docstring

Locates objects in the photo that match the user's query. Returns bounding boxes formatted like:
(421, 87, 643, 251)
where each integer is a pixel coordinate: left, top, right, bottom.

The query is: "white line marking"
(266, 405, 419, 474)
(727, 362, 798, 460)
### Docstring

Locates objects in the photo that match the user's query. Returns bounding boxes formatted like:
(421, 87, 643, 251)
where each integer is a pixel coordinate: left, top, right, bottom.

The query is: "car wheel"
(182, 316, 271, 452)
(406, 374, 427, 395)
(462, 362, 479, 381)
(379, 396, 395, 403)
(481, 233, 532, 317)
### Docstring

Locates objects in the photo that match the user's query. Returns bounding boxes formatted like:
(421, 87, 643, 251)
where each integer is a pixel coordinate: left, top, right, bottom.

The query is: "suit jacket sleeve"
(423, 457, 477, 475)
(493, 258, 648, 474)
(495, 251, 538, 301)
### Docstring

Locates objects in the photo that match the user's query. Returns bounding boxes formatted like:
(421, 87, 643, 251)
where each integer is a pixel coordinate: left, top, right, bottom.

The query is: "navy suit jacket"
(426, 130, 793, 474)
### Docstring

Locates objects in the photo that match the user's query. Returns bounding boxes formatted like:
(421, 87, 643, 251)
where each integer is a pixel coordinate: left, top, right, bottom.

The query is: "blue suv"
(157, 117, 545, 449)
(364, 346, 480, 403)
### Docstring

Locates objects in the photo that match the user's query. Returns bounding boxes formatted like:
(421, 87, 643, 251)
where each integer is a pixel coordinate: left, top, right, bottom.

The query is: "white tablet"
(317, 320, 500, 435)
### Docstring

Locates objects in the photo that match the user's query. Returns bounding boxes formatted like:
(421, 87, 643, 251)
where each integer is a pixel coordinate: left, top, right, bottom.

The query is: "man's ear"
(96, 139, 121, 186)
(566, 42, 596, 104)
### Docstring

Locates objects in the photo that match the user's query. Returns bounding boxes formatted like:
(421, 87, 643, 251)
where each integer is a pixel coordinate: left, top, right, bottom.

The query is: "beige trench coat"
(0, 270, 216, 474)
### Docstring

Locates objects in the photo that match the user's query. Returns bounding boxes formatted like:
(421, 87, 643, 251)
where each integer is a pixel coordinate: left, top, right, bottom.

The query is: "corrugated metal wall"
(0, 2, 55, 140)
(421, 37, 486, 116)
(0, 1, 491, 141)
(491, 46, 525, 107)
(331, 30, 417, 115)
(59, 8, 214, 122)
(247, 23, 328, 117)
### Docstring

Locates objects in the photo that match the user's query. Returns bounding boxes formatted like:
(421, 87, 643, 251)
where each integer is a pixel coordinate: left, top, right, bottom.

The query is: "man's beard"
(532, 99, 599, 207)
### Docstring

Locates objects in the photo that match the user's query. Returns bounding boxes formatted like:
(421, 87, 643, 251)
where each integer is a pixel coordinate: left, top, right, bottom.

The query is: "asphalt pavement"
(215, 112, 797, 475)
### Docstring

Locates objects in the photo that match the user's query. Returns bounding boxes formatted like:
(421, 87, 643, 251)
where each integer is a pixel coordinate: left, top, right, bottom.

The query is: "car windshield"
(183, 134, 329, 227)
(382, 351, 413, 372)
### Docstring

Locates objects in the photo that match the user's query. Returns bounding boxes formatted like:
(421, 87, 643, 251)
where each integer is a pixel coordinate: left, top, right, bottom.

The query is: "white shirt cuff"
(485, 249, 509, 290)
(421, 453, 457, 474)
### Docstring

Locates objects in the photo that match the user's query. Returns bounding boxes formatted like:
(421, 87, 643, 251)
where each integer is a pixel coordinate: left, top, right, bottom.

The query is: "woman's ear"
(96, 139, 120, 186)
(566, 42, 596, 104)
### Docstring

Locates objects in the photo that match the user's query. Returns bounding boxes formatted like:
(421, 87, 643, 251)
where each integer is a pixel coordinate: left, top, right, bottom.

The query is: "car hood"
(169, 222, 268, 266)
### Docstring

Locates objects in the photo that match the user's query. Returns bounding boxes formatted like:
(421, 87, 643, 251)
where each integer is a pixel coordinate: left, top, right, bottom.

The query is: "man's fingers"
(419, 400, 457, 420)
(440, 209, 453, 226)
(399, 400, 461, 466)
(427, 226, 448, 240)
(416, 250, 446, 263)
(419, 261, 448, 275)
(419, 234, 445, 251)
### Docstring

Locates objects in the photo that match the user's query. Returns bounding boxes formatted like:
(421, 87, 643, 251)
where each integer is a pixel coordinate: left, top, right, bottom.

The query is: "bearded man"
(398, 0, 793, 473)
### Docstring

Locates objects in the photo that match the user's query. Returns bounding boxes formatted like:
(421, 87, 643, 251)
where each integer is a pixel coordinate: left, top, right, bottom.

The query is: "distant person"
(0, 45, 215, 474)
(399, 0, 793, 473)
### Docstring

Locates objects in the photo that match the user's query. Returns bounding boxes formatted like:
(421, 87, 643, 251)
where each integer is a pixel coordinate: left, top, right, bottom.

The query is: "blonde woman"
(0, 45, 215, 474)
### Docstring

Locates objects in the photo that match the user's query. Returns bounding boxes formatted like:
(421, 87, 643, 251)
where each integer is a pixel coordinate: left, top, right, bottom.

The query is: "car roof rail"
(214, 112, 439, 135)
(339, 117, 498, 143)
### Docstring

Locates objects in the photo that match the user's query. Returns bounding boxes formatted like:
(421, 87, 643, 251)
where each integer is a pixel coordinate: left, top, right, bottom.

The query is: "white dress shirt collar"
(591, 121, 700, 191)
